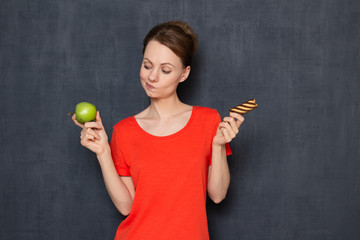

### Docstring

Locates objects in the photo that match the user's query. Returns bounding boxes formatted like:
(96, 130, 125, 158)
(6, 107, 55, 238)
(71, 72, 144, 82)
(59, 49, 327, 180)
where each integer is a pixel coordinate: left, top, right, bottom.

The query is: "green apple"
(75, 102, 97, 124)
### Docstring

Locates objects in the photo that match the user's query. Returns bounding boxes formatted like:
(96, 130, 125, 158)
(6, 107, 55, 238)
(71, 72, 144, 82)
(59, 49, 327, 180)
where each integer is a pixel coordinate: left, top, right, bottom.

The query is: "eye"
(162, 68, 171, 74)
(143, 64, 151, 70)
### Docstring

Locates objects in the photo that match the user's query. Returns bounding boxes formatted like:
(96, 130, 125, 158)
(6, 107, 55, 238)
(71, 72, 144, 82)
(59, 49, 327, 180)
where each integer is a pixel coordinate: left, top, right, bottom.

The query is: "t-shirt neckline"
(132, 106, 197, 139)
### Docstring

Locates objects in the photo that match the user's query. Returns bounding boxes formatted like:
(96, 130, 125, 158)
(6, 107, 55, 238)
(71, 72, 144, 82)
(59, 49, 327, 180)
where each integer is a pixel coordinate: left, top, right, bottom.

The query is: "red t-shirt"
(110, 106, 231, 240)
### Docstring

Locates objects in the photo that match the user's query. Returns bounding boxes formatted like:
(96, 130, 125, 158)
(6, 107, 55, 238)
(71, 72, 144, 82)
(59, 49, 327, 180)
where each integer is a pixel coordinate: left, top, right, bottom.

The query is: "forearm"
(97, 147, 133, 215)
(207, 143, 230, 203)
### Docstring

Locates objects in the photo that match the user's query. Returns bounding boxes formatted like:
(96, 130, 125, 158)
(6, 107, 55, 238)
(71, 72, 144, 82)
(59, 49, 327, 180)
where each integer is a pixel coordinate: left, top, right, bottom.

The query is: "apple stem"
(67, 111, 75, 117)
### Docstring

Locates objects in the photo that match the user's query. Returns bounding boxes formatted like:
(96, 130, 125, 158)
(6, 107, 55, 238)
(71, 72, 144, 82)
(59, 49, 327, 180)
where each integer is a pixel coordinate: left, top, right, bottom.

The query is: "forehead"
(143, 40, 182, 66)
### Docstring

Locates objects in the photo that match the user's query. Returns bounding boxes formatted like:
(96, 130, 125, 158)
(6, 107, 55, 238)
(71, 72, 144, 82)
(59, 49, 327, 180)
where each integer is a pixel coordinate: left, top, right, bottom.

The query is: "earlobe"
(180, 66, 191, 83)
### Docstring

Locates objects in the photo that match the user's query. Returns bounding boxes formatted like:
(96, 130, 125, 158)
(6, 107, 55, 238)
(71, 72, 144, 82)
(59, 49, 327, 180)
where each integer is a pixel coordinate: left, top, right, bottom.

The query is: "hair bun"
(143, 20, 198, 66)
(169, 21, 198, 55)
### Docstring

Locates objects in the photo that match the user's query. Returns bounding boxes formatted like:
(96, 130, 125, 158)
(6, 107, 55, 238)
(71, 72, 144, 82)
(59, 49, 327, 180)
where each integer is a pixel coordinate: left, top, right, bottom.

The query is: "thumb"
(96, 111, 103, 125)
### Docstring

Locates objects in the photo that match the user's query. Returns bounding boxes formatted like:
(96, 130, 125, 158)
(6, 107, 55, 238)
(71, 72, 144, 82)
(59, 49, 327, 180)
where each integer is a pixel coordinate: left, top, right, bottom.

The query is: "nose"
(148, 69, 159, 82)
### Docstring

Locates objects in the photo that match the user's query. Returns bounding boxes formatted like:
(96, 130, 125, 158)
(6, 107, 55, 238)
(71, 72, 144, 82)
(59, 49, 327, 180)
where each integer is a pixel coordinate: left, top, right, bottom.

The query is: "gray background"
(1, 0, 359, 239)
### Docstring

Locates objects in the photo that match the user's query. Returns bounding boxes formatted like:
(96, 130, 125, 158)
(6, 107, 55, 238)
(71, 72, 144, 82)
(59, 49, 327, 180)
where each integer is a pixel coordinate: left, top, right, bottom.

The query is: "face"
(140, 40, 190, 99)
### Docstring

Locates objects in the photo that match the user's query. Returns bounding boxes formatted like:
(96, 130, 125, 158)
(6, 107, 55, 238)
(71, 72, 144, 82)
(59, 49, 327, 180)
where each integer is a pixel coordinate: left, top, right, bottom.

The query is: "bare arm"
(207, 112, 244, 203)
(73, 112, 135, 215)
(207, 144, 230, 203)
(97, 148, 135, 215)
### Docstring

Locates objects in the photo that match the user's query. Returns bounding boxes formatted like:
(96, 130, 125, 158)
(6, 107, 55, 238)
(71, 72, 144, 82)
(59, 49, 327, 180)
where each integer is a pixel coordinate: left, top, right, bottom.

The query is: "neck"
(149, 94, 186, 119)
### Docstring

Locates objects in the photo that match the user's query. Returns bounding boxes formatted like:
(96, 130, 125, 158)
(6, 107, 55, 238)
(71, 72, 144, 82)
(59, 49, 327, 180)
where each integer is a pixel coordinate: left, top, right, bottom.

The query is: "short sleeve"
(209, 111, 232, 165)
(110, 126, 131, 176)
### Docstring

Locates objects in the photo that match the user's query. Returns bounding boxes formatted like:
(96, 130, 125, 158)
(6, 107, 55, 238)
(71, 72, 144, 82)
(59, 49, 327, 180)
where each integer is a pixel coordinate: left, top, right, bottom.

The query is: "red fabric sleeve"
(110, 126, 131, 176)
(209, 111, 232, 165)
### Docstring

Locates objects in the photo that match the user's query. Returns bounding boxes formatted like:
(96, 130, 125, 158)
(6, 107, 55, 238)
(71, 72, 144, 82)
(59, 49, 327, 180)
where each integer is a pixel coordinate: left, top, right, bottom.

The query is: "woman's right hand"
(72, 111, 110, 156)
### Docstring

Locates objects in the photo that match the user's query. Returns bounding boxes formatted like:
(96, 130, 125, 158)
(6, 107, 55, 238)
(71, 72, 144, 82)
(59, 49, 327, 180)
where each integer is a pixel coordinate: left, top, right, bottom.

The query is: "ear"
(180, 66, 191, 83)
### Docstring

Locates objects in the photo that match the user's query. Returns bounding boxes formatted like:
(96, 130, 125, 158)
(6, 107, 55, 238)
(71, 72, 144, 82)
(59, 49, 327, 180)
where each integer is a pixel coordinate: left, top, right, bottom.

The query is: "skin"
(72, 40, 244, 216)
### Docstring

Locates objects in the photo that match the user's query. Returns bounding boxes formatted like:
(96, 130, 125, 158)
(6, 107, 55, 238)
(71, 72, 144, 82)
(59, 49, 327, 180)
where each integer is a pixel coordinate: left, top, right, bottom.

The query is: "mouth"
(146, 83, 155, 90)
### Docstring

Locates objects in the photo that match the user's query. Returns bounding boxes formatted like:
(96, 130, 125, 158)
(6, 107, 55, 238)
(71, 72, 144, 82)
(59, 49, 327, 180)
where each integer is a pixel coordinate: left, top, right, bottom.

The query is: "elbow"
(120, 209, 131, 216)
(210, 194, 226, 204)
(115, 201, 133, 216)
(208, 188, 228, 203)
(207, 180, 230, 204)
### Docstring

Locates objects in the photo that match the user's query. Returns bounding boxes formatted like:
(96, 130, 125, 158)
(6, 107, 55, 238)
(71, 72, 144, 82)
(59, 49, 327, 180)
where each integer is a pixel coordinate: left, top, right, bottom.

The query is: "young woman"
(73, 21, 244, 240)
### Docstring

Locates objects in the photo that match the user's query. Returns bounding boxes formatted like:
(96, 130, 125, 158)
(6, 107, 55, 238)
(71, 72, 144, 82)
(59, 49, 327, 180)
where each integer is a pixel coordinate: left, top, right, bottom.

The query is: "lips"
(146, 83, 155, 90)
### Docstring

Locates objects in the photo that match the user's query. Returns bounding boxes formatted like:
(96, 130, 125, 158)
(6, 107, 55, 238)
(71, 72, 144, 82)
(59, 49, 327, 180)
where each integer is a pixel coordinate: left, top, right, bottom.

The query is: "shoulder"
(111, 116, 140, 142)
(113, 116, 137, 132)
(193, 106, 222, 128)
(191, 106, 221, 137)
(194, 106, 220, 118)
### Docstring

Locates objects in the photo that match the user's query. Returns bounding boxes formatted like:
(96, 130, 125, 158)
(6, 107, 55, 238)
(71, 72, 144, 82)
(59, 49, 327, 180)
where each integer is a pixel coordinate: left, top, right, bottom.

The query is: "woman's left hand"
(213, 112, 244, 146)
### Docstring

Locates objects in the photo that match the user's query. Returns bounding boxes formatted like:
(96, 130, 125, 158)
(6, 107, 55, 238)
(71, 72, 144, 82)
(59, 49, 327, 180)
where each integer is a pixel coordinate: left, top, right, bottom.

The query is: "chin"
(146, 92, 154, 98)
(143, 88, 155, 98)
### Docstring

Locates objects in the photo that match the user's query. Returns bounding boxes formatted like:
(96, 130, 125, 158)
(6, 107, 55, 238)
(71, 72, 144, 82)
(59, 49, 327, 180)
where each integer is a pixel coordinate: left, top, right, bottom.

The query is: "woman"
(73, 21, 244, 240)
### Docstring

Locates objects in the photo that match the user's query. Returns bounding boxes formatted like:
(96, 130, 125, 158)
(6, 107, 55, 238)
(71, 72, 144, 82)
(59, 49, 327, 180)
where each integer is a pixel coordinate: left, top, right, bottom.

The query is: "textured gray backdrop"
(1, 0, 359, 239)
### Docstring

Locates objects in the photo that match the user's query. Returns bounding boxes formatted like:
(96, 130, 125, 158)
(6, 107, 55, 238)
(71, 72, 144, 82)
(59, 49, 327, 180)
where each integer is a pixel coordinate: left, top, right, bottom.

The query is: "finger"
(81, 138, 98, 150)
(221, 121, 236, 139)
(219, 122, 235, 140)
(86, 141, 99, 151)
(223, 117, 239, 134)
(221, 127, 232, 142)
(81, 129, 94, 141)
(86, 128, 101, 140)
(230, 112, 245, 128)
(86, 133, 95, 141)
(81, 128, 99, 141)
(81, 137, 90, 147)
(84, 121, 102, 130)
(81, 130, 95, 141)
(96, 111, 103, 125)
(72, 114, 84, 128)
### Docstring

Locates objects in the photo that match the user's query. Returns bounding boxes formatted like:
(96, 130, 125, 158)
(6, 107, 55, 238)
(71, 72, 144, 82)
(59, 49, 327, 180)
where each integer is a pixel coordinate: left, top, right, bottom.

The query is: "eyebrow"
(143, 58, 175, 68)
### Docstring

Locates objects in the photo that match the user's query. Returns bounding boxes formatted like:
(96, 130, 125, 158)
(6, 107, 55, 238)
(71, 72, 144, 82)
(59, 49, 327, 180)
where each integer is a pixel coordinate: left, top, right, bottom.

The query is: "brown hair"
(143, 21, 198, 67)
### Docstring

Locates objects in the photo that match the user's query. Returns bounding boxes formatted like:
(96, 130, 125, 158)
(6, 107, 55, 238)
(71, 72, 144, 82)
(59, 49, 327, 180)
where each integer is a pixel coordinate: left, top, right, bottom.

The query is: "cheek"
(139, 68, 146, 80)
